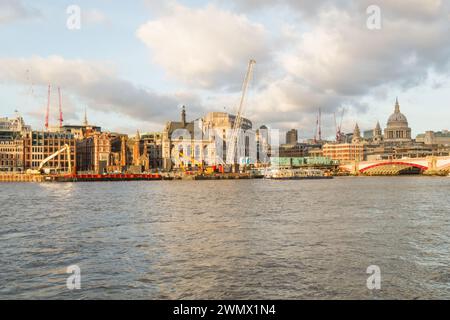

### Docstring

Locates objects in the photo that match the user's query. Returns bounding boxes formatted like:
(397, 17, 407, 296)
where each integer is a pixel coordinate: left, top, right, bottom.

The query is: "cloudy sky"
(0, 0, 449, 139)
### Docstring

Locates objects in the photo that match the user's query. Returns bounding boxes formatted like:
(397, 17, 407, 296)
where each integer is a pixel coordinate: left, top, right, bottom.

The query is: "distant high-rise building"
(256, 125, 270, 164)
(286, 129, 298, 145)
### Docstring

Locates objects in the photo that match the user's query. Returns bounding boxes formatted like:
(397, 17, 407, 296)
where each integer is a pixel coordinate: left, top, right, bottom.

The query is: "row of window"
(0, 161, 22, 166)
(386, 131, 410, 139)
(0, 154, 21, 160)
(31, 133, 74, 140)
(27, 161, 73, 168)
(0, 149, 23, 154)
(30, 156, 70, 161)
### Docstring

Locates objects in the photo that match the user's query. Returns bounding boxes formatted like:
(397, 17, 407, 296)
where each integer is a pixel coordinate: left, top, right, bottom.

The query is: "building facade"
(76, 132, 112, 174)
(279, 143, 309, 158)
(109, 134, 128, 172)
(373, 122, 383, 144)
(0, 114, 31, 135)
(0, 139, 24, 172)
(351, 123, 362, 144)
(162, 107, 253, 171)
(416, 130, 450, 146)
(62, 124, 102, 140)
(0, 114, 30, 172)
(286, 129, 298, 145)
(323, 143, 365, 162)
(23, 131, 76, 173)
(141, 132, 163, 170)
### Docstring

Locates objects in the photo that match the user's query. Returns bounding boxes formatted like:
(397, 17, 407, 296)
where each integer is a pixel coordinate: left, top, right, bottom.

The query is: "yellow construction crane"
(27, 144, 72, 175)
(176, 151, 217, 175)
(177, 151, 203, 172)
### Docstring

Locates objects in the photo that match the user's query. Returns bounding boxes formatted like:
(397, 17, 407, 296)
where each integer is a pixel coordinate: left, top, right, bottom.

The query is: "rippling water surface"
(1, 177, 449, 299)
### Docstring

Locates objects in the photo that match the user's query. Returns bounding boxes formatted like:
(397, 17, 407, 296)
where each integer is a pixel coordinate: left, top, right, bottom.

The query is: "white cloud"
(0, 0, 40, 24)
(233, 0, 445, 20)
(2, 1, 450, 134)
(0, 56, 199, 126)
(134, 0, 450, 132)
(221, 0, 450, 131)
(82, 9, 109, 26)
(279, 5, 450, 95)
(6, 1, 444, 134)
(137, 3, 269, 89)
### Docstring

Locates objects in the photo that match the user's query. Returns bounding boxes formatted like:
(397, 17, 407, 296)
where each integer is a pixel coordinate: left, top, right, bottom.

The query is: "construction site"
(0, 59, 280, 182)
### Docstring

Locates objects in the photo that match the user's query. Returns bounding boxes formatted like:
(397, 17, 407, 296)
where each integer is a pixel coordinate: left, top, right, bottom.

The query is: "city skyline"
(0, 0, 449, 137)
(1, 1, 450, 303)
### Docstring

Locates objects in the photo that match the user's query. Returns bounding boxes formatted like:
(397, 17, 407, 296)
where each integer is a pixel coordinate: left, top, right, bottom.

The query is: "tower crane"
(44, 85, 65, 130)
(58, 87, 64, 128)
(225, 59, 256, 170)
(313, 108, 322, 143)
(45, 84, 50, 130)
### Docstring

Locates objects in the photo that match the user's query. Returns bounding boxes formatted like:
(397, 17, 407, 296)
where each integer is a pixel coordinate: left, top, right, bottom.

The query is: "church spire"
(395, 97, 400, 113)
(352, 123, 361, 144)
(83, 108, 88, 126)
(136, 129, 140, 141)
(375, 121, 381, 131)
(354, 123, 360, 136)
(373, 120, 383, 143)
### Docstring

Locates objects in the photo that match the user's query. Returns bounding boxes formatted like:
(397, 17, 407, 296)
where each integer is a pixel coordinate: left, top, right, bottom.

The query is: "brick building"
(23, 131, 76, 173)
(322, 143, 365, 162)
(76, 132, 112, 174)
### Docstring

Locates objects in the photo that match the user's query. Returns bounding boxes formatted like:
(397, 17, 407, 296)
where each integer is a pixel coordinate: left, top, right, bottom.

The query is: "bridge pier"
(353, 161, 359, 175)
(427, 156, 437, 171)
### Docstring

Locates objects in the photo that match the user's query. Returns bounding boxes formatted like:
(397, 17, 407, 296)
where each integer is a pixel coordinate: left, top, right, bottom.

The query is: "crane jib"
(226, 59, 256, 165)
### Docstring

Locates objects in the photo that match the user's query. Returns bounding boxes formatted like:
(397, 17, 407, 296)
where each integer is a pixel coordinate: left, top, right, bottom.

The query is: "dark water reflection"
(0, 177, 449, 299)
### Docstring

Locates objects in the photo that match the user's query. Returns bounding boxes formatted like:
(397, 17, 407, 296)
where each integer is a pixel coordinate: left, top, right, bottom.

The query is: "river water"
(0, 177, 449, 299)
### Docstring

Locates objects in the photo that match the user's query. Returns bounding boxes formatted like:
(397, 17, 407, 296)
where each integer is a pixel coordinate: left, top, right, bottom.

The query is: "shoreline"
(0, 173, 448, 183)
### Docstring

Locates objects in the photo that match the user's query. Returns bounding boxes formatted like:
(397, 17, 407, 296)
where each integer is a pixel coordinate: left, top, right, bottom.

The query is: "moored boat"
(264, 168, 333, 180)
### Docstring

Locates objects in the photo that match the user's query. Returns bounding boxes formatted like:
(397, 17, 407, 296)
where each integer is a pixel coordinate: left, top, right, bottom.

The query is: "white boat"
(264, 168, 333, 180)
